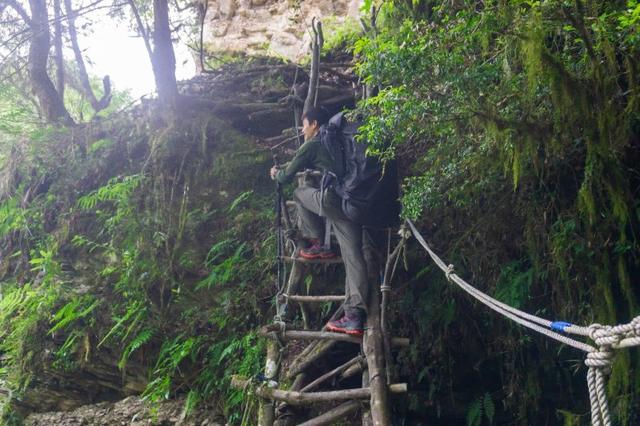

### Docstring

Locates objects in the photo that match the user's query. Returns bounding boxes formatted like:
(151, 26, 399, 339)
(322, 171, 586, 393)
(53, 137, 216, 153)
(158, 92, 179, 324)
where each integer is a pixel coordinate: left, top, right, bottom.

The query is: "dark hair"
(302, 107, 327, 126)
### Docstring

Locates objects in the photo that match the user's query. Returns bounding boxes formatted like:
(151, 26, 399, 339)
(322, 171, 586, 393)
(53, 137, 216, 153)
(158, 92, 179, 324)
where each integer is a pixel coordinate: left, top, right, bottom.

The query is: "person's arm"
(275, 142, 314, 184)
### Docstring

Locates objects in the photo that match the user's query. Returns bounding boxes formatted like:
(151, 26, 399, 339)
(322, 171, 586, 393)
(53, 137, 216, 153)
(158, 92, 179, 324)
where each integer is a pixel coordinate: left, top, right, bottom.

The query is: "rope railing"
(405, 219, 640, 426)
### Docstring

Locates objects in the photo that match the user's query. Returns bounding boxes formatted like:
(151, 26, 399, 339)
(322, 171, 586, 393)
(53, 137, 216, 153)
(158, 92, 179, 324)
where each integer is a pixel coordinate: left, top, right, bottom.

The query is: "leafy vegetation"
(0, 100, 274, 422)
(354, 0, 640, 423)
(0, 0, 639, 424)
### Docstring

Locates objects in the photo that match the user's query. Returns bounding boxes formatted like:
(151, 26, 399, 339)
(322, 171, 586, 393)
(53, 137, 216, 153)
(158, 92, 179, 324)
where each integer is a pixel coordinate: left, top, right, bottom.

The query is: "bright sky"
(80, 12, 196, 99)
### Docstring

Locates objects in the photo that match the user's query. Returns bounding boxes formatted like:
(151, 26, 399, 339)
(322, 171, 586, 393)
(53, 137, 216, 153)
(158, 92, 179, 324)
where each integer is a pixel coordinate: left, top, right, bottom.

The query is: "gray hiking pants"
(294, 185, 368, 313)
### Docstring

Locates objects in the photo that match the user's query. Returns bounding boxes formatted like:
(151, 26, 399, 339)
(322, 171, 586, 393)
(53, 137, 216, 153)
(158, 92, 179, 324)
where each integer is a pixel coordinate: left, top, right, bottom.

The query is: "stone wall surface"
(204, 0, 362, 60)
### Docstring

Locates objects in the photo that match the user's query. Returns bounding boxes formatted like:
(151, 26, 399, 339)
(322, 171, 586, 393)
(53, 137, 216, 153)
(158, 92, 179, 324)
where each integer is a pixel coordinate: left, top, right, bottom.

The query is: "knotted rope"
(406, 219, 640, 426)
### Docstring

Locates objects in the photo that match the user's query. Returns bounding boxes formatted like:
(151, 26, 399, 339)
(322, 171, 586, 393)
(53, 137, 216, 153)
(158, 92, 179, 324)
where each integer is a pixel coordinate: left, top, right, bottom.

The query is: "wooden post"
(362, 229, 391, 425)
(258, 340, 280, 426)
(361, 369, 372, 426)
(275, 372, 307, 426)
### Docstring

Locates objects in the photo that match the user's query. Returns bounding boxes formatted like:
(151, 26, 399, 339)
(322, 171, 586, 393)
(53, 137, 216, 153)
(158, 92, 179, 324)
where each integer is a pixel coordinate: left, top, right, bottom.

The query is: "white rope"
(405, 219, 640, 426)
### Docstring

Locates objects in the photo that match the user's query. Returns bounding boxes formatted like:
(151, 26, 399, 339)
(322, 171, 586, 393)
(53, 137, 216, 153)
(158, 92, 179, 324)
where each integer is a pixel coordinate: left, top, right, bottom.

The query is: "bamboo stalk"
(297, 400, 361, 426)
(231, 376, 406, 406)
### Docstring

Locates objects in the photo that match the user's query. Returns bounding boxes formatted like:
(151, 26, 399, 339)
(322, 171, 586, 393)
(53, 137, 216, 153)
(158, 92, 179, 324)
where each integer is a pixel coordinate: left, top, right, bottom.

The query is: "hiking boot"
(326, 309, 365, 337)
(299, 241, 336, 260)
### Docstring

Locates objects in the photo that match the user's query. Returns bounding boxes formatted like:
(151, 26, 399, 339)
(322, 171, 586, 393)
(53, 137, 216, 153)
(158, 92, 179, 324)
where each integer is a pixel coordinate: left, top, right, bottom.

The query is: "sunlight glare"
(81, 17, 195, 99)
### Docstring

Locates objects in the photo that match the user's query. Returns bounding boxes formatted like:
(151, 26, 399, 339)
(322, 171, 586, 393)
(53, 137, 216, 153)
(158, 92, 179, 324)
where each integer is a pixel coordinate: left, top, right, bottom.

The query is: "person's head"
(301, 107, 326, 141)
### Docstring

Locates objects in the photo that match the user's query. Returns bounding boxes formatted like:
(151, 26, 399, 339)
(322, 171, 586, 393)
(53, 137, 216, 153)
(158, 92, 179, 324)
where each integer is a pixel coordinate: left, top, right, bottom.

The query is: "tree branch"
(63, 0, 111, 112)
(2, 0, 32, 25)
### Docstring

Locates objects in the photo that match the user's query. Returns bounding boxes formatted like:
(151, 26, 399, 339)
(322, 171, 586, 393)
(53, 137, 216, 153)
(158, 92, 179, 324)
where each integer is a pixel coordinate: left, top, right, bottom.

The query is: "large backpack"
(320, 112, 400, 228)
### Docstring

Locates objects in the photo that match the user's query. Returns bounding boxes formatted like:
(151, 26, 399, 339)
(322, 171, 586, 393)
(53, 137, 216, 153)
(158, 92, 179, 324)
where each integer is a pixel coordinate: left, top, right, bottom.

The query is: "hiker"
(269, 106, 368, 337)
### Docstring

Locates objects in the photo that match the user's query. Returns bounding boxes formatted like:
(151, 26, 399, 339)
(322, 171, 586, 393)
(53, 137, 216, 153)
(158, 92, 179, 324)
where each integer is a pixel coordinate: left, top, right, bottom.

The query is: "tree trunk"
(28, 0, 73, 124)
(64, 0, 112, 113)
(151, 0, 178, 108)
(53, 0, 64, 99)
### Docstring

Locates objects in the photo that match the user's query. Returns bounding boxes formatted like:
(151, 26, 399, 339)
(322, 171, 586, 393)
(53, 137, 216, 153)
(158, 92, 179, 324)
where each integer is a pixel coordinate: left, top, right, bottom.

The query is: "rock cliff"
(204, 0, 362, 60)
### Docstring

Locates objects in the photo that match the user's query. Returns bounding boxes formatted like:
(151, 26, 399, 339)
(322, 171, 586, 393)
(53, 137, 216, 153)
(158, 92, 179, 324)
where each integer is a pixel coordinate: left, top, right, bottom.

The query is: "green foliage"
(49, 297, 100, 334)
(77, 174, 143, 210)
(196, 239, 248, 290)
(466, 393, 495, 426)
(322, 17, 362, 54)
(493, 261, 533, 310)
(354, 0, 640, 423)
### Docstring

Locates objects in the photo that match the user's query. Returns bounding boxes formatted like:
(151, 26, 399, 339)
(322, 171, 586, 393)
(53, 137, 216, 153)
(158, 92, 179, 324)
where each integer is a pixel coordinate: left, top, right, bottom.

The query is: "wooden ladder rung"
(286, 294, 345, 302)
(283, 256, 343, 264)
(260, 329, 410, 347)
(231, 376, 406, 406)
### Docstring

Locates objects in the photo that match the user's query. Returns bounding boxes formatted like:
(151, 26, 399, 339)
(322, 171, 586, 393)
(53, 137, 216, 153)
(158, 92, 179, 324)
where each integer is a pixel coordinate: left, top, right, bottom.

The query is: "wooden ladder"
(233, 171, 408, 425)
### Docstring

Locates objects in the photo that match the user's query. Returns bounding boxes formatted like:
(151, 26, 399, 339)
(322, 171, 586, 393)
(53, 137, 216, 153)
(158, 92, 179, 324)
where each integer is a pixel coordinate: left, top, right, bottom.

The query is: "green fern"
(77, 174, 142, 210)
(49, 297, 100, 334)
(118, 328, 155, 370)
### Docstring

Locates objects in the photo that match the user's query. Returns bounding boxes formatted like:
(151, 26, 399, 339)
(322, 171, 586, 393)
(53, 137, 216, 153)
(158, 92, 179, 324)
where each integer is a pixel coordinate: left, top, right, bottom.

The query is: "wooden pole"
(286, 295, 345, 303)
(258, 340, 279, 426)
(340, 359, 365, 382)
(283, 256, 343, 264)
(275, 372, 307, 426)
(260, 329, 409, 347)
(362, 229, 391, 425)
(300, 356, 365, 393)
(231, 376, 406, 406)
(298, 400, 361, 426)
(285, 339, 337, 381)
(361, 369, 372, 426)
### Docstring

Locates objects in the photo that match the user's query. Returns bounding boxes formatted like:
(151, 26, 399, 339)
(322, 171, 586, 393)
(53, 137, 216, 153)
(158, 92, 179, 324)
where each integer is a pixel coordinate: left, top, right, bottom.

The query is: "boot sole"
(326, 323, 364, 337)
(299, 252, 337, 260)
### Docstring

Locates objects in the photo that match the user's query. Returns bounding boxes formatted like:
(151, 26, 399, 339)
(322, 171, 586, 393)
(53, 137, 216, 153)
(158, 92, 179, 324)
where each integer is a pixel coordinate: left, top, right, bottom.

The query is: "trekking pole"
(273, 155, 288, 321)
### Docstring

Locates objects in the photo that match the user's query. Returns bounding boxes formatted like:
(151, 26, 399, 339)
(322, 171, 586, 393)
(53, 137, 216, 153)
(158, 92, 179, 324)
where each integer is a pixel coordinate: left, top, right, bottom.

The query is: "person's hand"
(270, 166, 278, 180)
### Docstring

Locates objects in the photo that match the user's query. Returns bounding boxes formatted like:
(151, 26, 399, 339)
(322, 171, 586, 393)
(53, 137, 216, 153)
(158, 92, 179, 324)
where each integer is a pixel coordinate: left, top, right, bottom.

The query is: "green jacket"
(275, 134, 343, 184)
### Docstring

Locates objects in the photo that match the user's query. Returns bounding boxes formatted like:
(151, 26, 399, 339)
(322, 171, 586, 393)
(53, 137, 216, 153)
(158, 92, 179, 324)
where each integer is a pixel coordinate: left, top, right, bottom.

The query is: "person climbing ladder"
(269, 106, 369, 336)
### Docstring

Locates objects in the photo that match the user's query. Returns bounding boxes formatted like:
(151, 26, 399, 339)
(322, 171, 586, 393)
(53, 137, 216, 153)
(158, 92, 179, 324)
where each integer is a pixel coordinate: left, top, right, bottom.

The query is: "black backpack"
(320, 112, 400, 228)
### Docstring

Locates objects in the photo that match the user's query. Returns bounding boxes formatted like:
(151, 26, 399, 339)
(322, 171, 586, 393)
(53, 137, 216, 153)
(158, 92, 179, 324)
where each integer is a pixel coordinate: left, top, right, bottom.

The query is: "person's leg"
(293, 186, 336, 258)
(293, 186, 324, 240)
(320, 193, 368, 336)
(331, 217, 368, 313)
